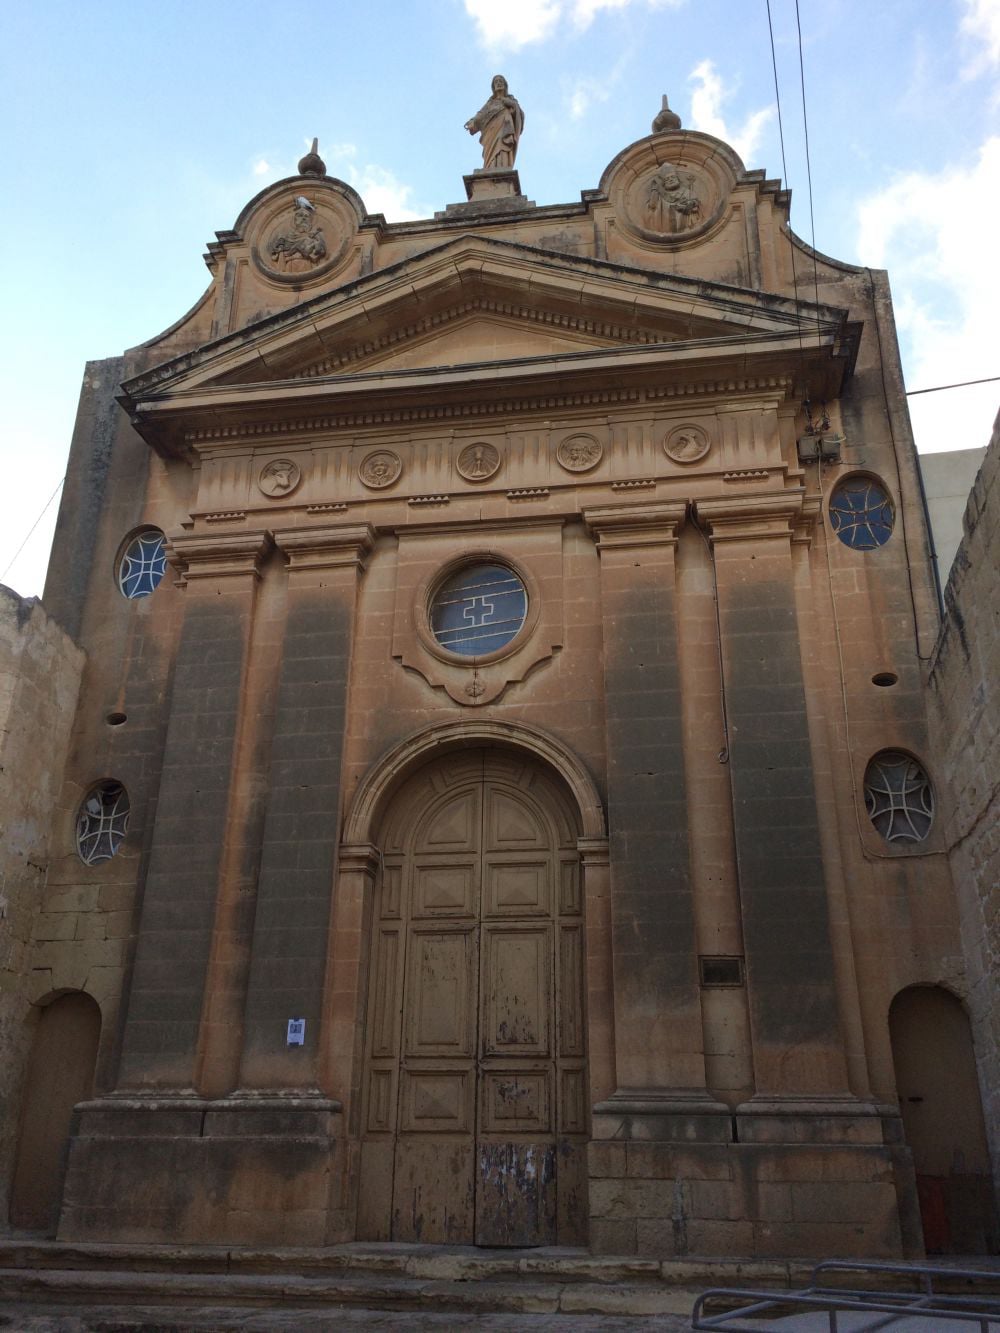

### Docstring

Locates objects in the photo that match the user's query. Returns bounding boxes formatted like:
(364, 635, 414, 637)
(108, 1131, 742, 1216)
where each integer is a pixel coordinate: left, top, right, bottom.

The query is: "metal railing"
(691, 1259, 1000, 1331)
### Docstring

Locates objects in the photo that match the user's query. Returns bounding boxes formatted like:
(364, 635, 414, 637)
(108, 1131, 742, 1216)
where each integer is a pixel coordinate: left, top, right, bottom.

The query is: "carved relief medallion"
(258, 458, 302, 497)
(456, 441, 501, 482)
(265, 197, 328, 273)
(359, 450, 402, 489)
(644, 163, 701, 234)
(664, 424, 710, 464)
(556, 433, 603, 473)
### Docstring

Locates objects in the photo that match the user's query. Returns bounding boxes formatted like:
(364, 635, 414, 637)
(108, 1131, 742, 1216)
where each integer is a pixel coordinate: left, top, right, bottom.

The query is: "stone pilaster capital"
(167, 530, 273, 583)
(577, 836, 610, 866)
(582, 501, 687, 552)
(273, 524, 375, 572)
(695, 490, 811, 545)
(337, 842, 381, 877)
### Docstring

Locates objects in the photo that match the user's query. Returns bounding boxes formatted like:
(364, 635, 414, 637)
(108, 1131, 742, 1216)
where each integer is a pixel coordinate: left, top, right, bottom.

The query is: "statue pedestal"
(438, 169, 533, 219)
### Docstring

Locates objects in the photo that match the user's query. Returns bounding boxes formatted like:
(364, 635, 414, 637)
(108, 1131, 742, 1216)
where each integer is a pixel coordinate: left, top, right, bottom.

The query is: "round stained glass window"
(829, 477, 894, 550)
(76, 781, 130, 864)
(118, 529, 167, 599)
(863, 751, 933, 843)
(430, 562, 528, 657)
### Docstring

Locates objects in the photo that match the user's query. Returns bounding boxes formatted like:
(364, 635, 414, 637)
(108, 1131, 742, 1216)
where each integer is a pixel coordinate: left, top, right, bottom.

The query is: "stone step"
(0, 1239, 810, 1289)
(0, 1266, 699, 1319)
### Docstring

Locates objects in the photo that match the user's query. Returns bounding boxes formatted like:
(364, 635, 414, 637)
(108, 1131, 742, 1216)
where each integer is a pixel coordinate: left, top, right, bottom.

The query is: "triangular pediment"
(121, 234, 860, 449)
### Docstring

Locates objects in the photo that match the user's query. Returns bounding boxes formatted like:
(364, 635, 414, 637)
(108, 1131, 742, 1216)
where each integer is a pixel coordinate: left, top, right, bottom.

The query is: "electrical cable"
(906, 375, 1000, 397)
(0, 475, 65, 584)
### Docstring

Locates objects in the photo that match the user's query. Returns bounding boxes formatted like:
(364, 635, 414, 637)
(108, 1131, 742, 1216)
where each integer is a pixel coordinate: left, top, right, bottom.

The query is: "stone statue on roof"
(465, 75, 524, 171)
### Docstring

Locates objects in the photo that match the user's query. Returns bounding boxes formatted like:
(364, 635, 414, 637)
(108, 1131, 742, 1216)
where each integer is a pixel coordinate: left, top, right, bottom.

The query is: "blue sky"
(2, 0, 998, 597)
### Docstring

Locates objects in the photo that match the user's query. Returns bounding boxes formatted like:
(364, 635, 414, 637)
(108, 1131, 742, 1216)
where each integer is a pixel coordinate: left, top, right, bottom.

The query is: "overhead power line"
(906, 375, 1000, 397)
(0, 475, 65, 584)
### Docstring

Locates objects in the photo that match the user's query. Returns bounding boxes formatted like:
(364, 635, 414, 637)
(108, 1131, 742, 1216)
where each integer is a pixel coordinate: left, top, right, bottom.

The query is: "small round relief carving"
(556, 433, 603, 473)
(258, 458, 301, 497)
(456, 441, 501, 482)
(359, 450, 402, 489)
(664, 425, 710, 464)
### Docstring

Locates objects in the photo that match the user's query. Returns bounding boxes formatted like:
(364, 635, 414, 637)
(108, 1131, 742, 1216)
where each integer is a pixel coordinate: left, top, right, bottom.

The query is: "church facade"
(6, 90, 997, 1258)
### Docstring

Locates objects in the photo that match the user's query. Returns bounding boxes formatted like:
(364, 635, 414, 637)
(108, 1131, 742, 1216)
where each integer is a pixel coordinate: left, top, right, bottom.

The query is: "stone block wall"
(927, 414, 1000, 1208)
(0, 587, 84, 1223)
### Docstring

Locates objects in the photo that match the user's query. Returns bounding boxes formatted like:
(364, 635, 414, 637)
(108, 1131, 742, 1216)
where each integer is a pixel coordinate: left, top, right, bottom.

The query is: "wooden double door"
(358, 749, 589, 1246)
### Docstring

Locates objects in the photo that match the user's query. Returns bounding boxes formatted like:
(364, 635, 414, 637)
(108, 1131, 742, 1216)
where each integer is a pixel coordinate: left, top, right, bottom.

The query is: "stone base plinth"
(58, 1096, 341, 1246)
(587, 1139, 914, 1260)
(438, 169, 533, 218)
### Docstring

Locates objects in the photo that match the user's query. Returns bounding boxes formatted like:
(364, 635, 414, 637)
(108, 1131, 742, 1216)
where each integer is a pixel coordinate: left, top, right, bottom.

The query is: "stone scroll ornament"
(267, 196, 328, 271)
(465, 75, 524, 170)
(645, 163, 701, 234)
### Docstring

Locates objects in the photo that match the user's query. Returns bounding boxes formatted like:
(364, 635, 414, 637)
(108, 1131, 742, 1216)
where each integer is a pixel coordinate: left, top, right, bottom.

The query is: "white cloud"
(687, 60, 774, 165)
(252, 158, 271, 176)
(960, 0, 1000, 76)
(463, 0, 682, 51)
(313, 142, 422, 221)
(855, 136, 1000, 454)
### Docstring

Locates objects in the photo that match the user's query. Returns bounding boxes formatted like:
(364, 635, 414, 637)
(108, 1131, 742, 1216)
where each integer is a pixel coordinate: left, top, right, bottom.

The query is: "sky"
(1, 0, 998, 599)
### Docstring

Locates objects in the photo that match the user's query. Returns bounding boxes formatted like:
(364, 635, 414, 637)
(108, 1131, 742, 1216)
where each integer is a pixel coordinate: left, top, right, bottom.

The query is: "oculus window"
(829, 477, 894, 550)
(863, 751, 933, 843)
(76, 781, 130, 864)
(430, 563, 528, 657)
(118, 529, 167, 599)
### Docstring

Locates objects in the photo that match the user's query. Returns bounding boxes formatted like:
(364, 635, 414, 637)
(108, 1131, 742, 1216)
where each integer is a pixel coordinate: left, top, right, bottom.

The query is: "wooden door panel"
(404, 928, 476, 1058)
(482, 925, 551, 1057)
(559, 1066, 588, 1134)
(418, 789, 480, 852)
(484, 858, 550, 917)
(482, 1071, 551, 1134)
(475, 1142, 557, 1247)
(393, 1139, 475, 1243)
(399, 1069, 474, 1134)
(369, 927, 402, 1059)
(412, 860, 478, 918)
(366, 1067, 395, 1133)
(485, 787, 548, 849)
(558, 925, 585, 1057)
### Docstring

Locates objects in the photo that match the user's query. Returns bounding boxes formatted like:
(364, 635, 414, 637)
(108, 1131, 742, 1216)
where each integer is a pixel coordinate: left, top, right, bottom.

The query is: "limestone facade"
(0, 589, 84, 1224)
(927, 414, 1000, 1216)
(3, 113, 995, 1256)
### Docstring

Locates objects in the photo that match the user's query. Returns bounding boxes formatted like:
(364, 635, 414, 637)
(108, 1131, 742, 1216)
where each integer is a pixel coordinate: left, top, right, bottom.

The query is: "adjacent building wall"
(919, 447, 987, 587)
(926, 414, 1000, 1211)
(0, 587, 84, 1224)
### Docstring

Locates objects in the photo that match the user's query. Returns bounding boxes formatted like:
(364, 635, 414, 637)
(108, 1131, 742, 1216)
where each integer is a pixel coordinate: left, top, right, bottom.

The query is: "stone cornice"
(294, 297, 669, 379)
(582, 500, 687, 550)
(337, 842, 381, 877)
(273, 523, 375, 571)
(167, 530, 272, 583)
(695, 491, 808, 544)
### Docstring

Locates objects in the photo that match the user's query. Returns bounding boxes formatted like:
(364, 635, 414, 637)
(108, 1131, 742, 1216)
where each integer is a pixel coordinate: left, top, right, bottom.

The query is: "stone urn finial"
(298, 137, 326, 177)
(652, 94, 682, 134)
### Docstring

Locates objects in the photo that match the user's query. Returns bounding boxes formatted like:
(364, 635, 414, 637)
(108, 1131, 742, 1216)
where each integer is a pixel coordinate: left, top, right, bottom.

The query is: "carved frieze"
(604, 132, 741, 250)
(359, 450, 403, 489)
(556, 433, 603, 473)
(663, 423, 710, 464)
(258, 457, 302, 497)
(248, 184, 358, 286)
(456, 441, 502, 482)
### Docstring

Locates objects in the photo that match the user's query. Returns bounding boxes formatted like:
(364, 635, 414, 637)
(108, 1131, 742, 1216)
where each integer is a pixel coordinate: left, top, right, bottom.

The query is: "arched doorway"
(889, 985, 999, 1254)
(356, 747, 589, 1246)
(10, 991, 101, 1233)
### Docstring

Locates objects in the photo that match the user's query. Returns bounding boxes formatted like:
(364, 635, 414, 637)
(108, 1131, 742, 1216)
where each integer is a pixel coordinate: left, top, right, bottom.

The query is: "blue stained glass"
(828, 478, 894, 550)
(118, 530, 167, 598)
(76, 781, 130, 864)
(431, 563, 528, 657)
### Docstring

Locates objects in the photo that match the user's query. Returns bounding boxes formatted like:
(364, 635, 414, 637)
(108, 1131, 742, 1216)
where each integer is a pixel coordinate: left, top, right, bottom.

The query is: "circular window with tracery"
(829, 477, 894, 550)
(863, 751, 933, 843)
(118, 529, 167, 599)
(76, 781, 130, 864)
(430, 562, 528, 658)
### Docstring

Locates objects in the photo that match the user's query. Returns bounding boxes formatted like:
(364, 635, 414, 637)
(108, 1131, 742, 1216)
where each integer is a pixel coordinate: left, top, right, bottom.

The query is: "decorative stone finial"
(652, 94, 682, 134)
(298, 138, 326, 177)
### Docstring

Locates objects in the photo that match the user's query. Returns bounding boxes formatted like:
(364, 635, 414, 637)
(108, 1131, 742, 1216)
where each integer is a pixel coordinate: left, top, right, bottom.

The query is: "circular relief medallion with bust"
(258, 458, 302, 497)
(456, 441, 502, 482)
(664, 424, 710, 464)
(250, 190, 356, 285)
(359, 450, 402, 489)
(556, 433, 603, 473)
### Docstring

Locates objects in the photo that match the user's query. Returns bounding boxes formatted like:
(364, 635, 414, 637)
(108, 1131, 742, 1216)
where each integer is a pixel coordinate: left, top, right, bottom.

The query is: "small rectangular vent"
(699, 956, 744, 987)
